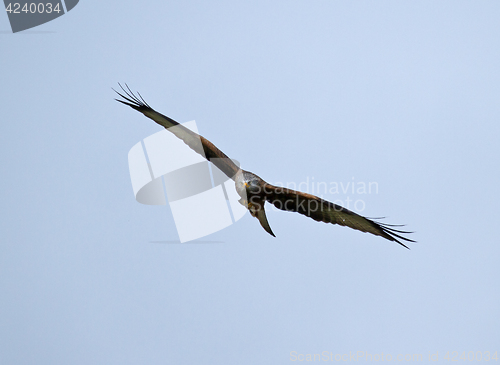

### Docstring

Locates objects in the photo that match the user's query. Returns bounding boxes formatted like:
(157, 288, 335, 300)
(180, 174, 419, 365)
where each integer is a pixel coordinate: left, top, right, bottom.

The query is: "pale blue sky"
(1, 1, 499, 364)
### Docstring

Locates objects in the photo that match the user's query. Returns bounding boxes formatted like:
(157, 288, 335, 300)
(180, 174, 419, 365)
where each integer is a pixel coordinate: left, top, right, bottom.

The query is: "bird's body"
(234, 170, 275, 237)
(116, 85, 414, 248)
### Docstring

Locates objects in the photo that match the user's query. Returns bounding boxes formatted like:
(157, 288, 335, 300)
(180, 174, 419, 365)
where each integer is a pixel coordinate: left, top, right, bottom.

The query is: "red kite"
(116, 85, 414, 248)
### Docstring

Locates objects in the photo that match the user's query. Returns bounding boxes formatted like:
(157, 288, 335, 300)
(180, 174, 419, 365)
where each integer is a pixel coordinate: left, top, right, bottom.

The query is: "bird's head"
(243, 178, 261, 194)
(235, 170, 263, 197)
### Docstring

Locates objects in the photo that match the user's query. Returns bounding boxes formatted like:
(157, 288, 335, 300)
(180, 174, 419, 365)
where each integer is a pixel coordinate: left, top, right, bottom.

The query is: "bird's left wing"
(263, 183, 415, 248)
(115, 84, 240, 180)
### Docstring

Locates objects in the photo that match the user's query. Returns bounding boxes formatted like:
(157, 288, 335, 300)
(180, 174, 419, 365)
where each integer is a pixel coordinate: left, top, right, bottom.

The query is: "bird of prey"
(115, 85, 414, 248)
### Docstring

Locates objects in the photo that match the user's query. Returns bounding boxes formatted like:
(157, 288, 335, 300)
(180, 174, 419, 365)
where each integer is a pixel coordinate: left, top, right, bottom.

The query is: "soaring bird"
(115, 85, 414, 248)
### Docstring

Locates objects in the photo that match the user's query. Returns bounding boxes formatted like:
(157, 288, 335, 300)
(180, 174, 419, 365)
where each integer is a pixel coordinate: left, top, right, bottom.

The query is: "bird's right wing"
(115, 84, 240, 180)
(263, 183, 414, 248)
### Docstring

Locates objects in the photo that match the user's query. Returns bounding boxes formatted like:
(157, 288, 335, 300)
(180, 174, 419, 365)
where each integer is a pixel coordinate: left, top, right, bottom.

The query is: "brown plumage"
(115, 84, 415, 248)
